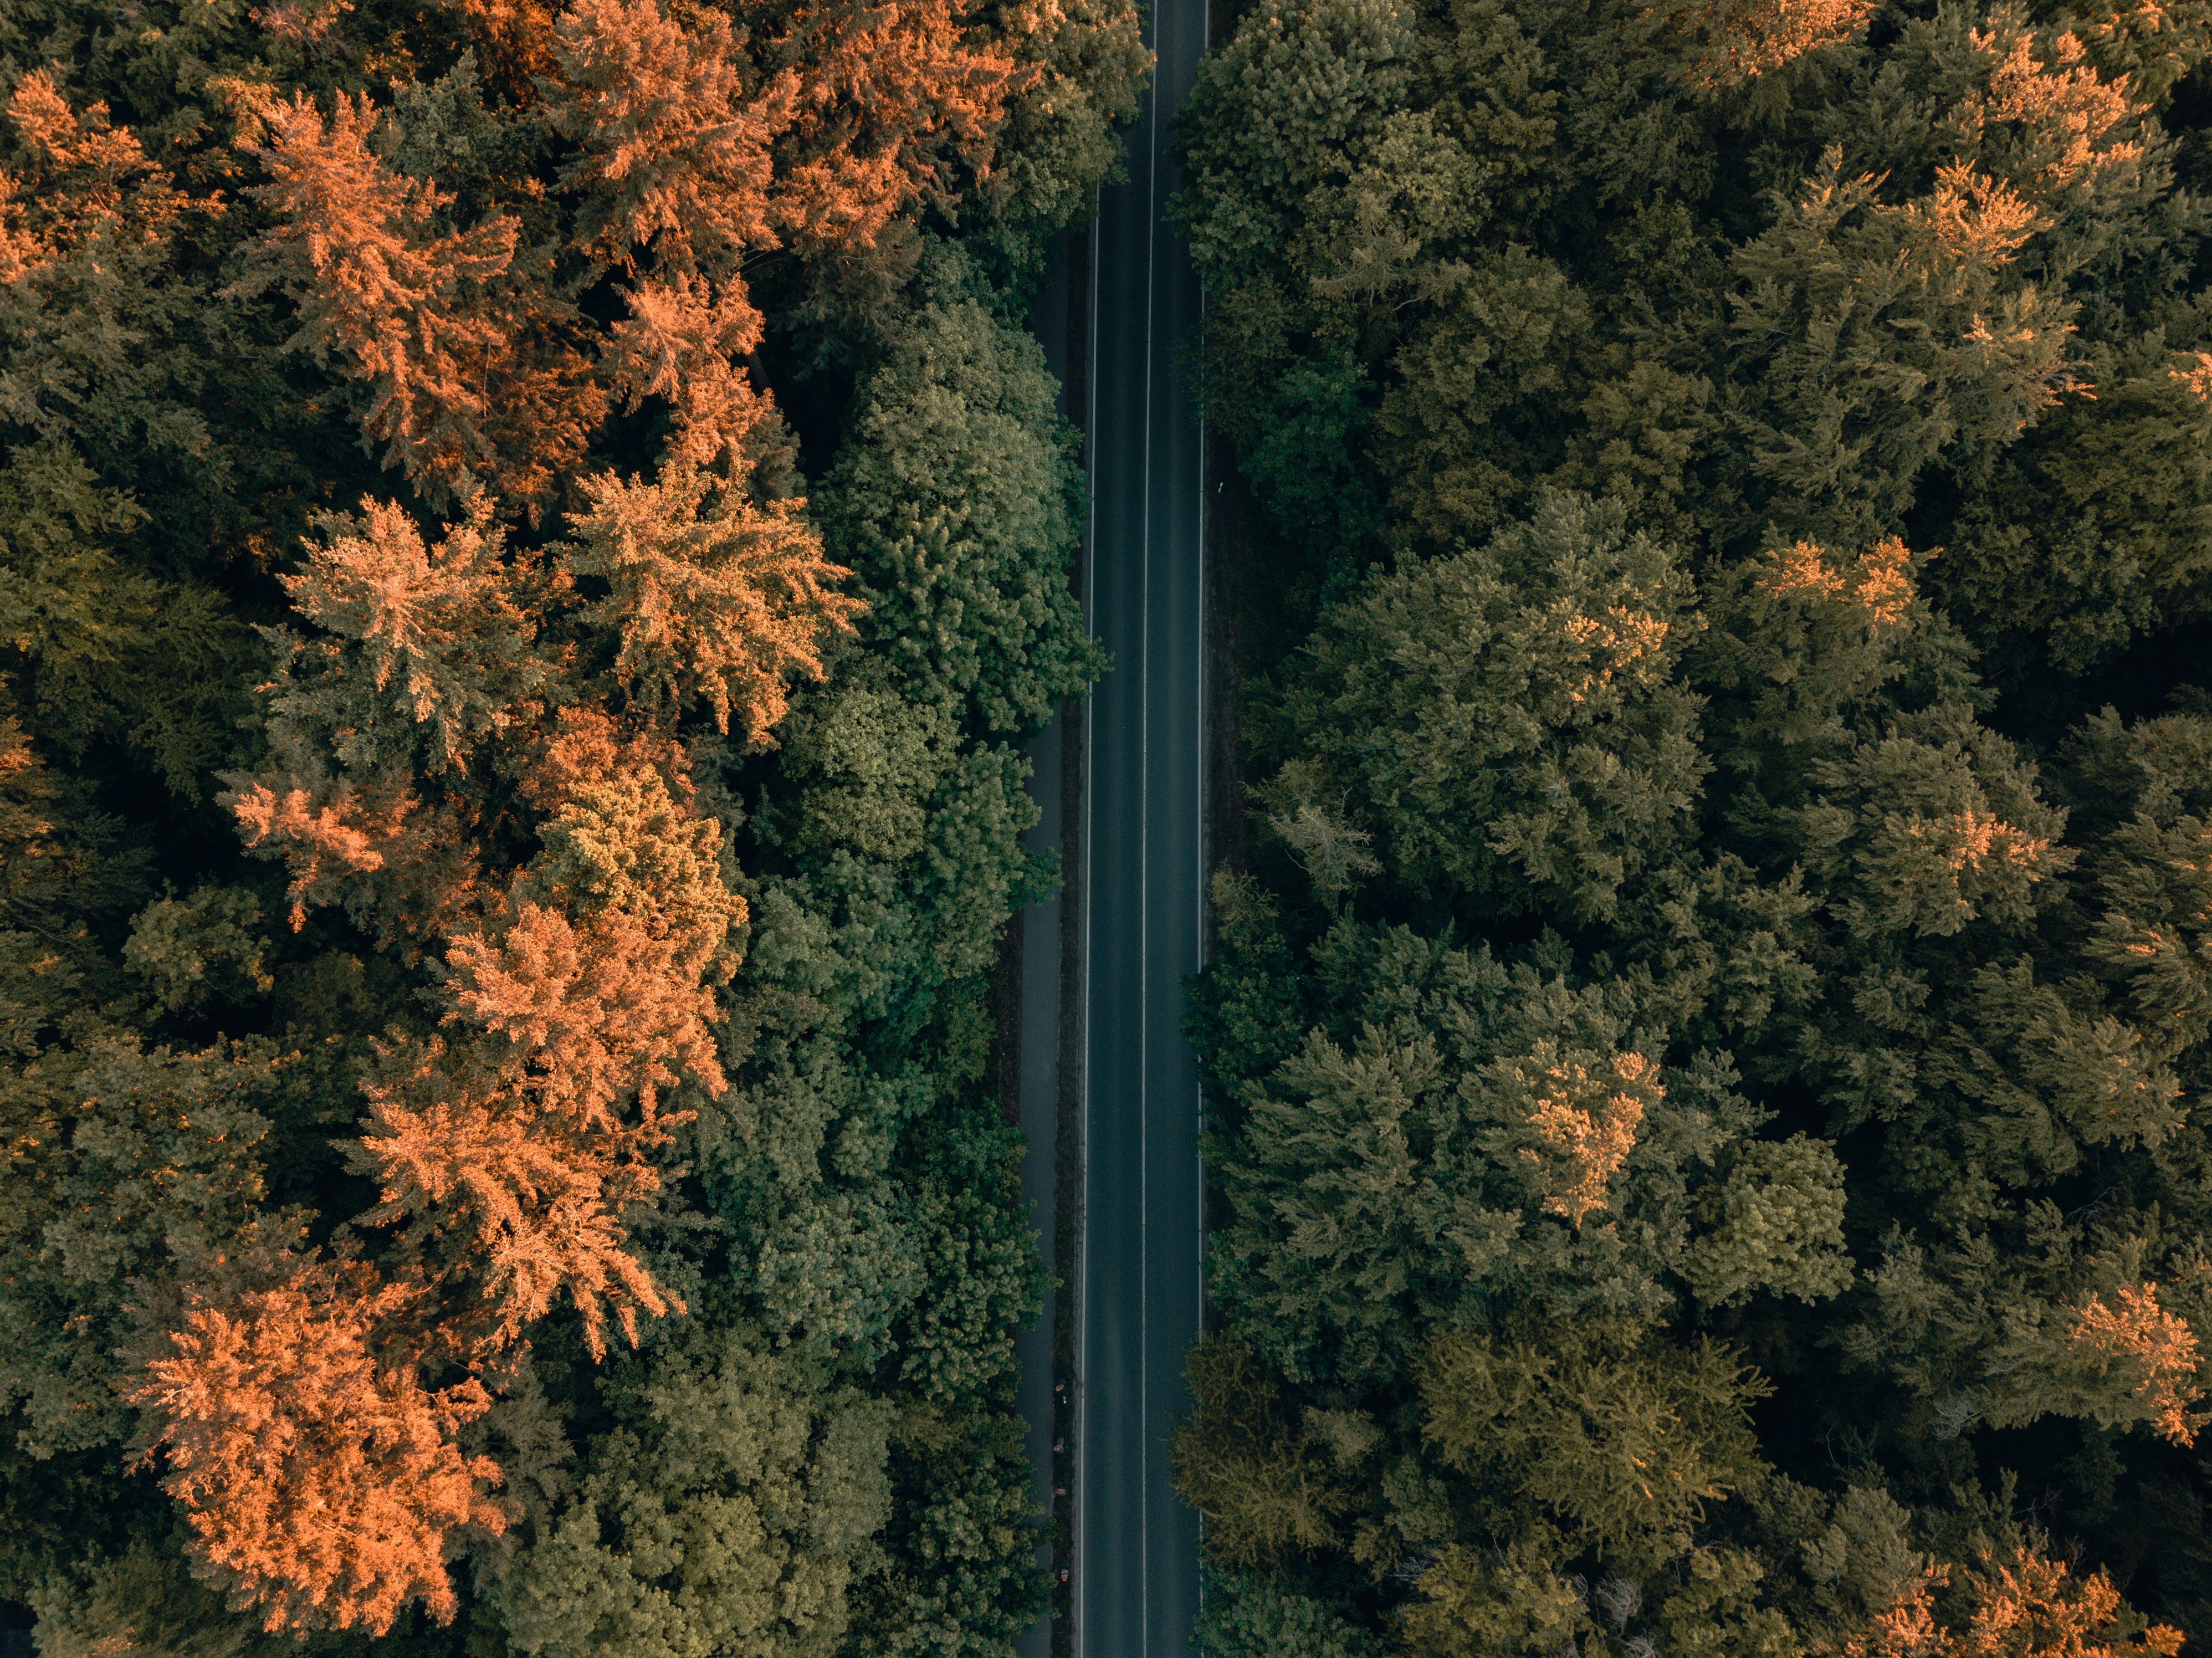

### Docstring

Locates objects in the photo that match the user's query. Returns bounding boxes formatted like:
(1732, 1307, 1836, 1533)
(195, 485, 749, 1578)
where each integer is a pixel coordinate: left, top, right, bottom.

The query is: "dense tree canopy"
(0, 0, 1140, 1645)
(29, 0, 2212, 1642)
(1177, 0, 2212, 1649)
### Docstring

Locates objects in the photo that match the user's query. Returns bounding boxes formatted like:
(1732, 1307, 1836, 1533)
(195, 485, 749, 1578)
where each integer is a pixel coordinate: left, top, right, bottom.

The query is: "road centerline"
(1072, 0, 1206, 1645)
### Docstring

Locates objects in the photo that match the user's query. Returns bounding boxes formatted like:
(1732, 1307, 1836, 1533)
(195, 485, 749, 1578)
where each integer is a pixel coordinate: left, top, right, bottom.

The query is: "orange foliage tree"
(1671, 0, 1881, 91)
(545, 0, 796, 273)
(163, 473, 854, 1624)
(131, 1254, 508, 1634)
(352, 710, 746, 1358)
(1834, 1548, 2184, 1658)
(171, 450, 857, 1621)
(137, 47, 879, 1600)
(232, 93, 603, 513)
(562, 465, 863, 741)
(1507, 1045, 1660, 1229)
(0, 70, 188, 271)
(227, 0, 1026, 514)
(2065, 1281, 2208, 1445)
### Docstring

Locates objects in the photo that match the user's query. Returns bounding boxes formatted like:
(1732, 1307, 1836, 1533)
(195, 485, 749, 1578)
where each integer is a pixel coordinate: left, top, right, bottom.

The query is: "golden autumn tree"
(1507, 1045, 1658, 1230)
(1832, 1549, 2185, 1658)
(562, 465, 862, 741)
(121, 0, 929, 1601)
(222, 0, 1028, 520)
(157, 450, 857, 1626)
(233, 92, 540, 506)
(1668, 0, 1881, 91)
(356, 710, 745, 1359)
(131, 1253, 509, 1635)
(2067, 1283, 2208, 1445)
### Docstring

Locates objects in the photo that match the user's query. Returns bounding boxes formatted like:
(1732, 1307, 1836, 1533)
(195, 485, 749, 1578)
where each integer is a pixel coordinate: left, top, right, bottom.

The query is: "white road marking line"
(1075, 178, 1101, 1658)
(1138, 43, 1161, 1658)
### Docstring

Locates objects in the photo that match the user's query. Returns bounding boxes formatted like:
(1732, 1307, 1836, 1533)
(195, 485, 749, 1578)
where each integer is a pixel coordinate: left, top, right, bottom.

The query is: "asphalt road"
(1073, 0, 1210, 1648)
(1012, 7, 1209, 1650)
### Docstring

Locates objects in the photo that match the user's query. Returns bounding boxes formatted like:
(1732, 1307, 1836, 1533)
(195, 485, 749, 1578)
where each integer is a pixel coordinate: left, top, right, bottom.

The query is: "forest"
(15, 0, 2212, 1641)
(1171, 0, 2212, 1651)
(0, 0, 1145, 1649)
